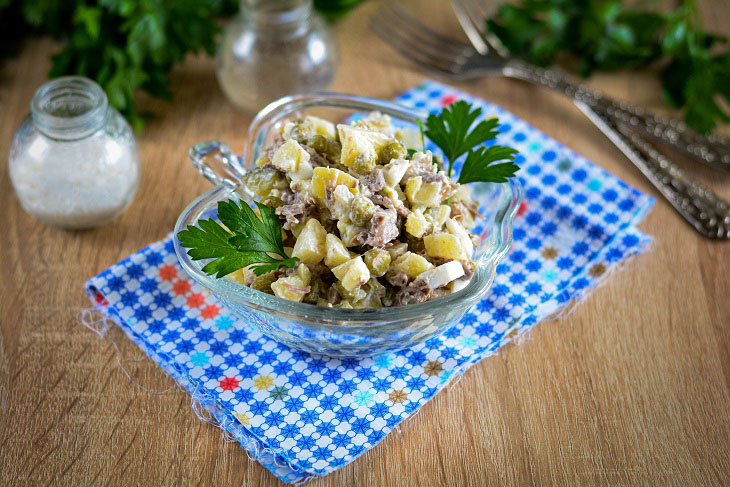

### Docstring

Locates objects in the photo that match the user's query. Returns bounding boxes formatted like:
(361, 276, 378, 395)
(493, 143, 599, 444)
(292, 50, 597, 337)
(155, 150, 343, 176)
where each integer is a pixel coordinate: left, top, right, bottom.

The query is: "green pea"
(349, 196, 376, 224)
(379, 141, 407, 164)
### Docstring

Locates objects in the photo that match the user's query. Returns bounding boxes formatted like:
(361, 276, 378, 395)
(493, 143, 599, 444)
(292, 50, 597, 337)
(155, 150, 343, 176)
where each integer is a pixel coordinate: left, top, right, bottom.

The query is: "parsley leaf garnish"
(424, 100, 519, 183)
(178, 200, 298, 279)
(458, 146, 520, 184)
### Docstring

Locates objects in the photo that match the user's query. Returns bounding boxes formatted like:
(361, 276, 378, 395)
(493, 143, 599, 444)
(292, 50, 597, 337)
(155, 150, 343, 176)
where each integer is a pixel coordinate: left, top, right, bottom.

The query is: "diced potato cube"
(405, 210, 430, 238)
(271, 275, 310, 302)
(325, 234, 353, 268)
(296, 263, 312, 285)
(405, 176, 442, 207)
(306, 115, 336, 138)
(311, 167, 358, 200)
(382, 158, 409, 187)
(363, 249, 391, 277)
(272, 139, 313, 180)
(291, 218, 326, 264)
(392, 252, 433, 279)
(332, 256, 370, 291)
(337, 217, 366, 247)
(338, 124, 391, 169)
(425, 205, 451, 231)
(337, 299, 354, 309)
(445, 218, 474, 260)
(424, 232, 466, 260)
(226, 268, 248, 285)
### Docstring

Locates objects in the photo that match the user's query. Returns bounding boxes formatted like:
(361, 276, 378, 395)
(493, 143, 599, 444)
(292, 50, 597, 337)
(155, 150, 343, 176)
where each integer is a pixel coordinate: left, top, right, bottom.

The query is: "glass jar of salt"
(9, 76, 140, 229)
(216, 0, 337, 113)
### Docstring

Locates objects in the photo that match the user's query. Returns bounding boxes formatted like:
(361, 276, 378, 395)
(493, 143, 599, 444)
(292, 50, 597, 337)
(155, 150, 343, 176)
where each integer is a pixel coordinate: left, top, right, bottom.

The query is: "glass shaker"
(9, 76, 140, 229)
(216, 0, 338, 113)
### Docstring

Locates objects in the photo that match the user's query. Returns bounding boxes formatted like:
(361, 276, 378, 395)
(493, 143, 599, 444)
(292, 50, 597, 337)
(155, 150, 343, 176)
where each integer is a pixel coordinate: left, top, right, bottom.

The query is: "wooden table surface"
(2, 1, 730, 485)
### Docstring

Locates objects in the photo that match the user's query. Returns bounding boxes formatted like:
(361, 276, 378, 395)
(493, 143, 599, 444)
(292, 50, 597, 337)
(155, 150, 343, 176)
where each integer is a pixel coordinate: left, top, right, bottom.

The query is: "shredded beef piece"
(365, 208, 398, 248)
(370, 193, 409, 217)
(386, 270, 409, 288)
(275, 193, 317, 230)
(302, 145, 328, 167)
(279, 186, 296, 205)
(359, 168, 386, 194)
(326, 285, 341, 304)
(306, 262, 332, 279)
(394, 279, 432, 306)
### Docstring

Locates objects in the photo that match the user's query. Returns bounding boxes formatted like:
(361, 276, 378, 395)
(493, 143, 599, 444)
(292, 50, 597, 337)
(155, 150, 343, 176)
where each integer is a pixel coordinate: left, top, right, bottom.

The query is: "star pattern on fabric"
(388, 389, 408, 404)
(253, 375, 275, 391)
(423, 361, 444, 377)
(219, 377, 241, 392)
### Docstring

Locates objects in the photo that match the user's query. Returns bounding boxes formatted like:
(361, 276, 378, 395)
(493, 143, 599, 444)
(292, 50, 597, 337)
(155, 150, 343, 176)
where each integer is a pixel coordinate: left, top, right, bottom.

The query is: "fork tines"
(370, 3, 471, 76)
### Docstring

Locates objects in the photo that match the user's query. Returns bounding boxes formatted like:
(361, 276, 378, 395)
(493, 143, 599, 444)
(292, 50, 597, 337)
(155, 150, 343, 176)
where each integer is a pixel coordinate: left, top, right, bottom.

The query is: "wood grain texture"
(1, 1, 730, 485)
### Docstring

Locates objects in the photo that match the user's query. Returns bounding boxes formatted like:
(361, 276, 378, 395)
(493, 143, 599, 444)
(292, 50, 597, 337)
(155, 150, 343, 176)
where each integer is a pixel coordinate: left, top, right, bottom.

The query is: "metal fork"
(374, 1, 730, 172)
(370, 3, 730, 239)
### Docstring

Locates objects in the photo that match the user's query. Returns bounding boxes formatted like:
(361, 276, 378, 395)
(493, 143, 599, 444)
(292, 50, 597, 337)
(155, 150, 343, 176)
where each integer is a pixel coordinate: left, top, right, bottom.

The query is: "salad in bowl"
(174, 93, 521, 357)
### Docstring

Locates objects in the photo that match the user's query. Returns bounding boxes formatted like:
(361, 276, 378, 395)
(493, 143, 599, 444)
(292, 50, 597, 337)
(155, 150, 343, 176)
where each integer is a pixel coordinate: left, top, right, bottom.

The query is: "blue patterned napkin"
(85, 81, 653, 483)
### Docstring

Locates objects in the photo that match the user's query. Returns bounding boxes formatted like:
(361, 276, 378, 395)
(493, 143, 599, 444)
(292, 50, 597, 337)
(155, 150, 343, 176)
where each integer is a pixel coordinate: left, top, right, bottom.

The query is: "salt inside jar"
(9, 76, 140, 229)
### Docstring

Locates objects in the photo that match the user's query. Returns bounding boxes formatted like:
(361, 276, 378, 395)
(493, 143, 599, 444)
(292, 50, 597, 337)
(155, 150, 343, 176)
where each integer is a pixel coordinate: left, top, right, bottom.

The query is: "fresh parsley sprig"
(178, 200, 298, 278)
(485, 0, 730, 134)
(424, 100, 519, 183)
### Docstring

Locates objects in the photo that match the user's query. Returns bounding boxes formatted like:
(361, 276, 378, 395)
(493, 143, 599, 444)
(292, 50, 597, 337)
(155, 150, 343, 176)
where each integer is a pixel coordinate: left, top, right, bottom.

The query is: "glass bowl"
(174, 93, 522, 357)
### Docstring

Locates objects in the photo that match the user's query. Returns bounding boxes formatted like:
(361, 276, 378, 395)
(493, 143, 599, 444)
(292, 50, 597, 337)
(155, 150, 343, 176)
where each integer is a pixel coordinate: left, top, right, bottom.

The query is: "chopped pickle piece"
(332, 256, 370, 291)
(291, 218, 326, 264)
(312, 166, 359, 200)
(363, 248, 391, 277)
(392, 252, 433, 279)
(243, 166, 288, 197)
(250, 271, 277, 293)
(424, 232, 465, 260)
(387, 242, 409, 260)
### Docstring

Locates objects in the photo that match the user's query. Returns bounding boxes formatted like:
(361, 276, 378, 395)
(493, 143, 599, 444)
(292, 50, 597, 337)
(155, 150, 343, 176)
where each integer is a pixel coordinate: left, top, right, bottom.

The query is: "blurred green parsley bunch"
(487, 0, 730, 134)
(1, 0, 364, 130)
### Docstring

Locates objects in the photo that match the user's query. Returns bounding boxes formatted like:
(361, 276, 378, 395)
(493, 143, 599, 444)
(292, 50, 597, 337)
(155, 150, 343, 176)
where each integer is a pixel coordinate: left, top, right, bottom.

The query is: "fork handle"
(574, 101, 730, 239)
(503, 59, 730, 172)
